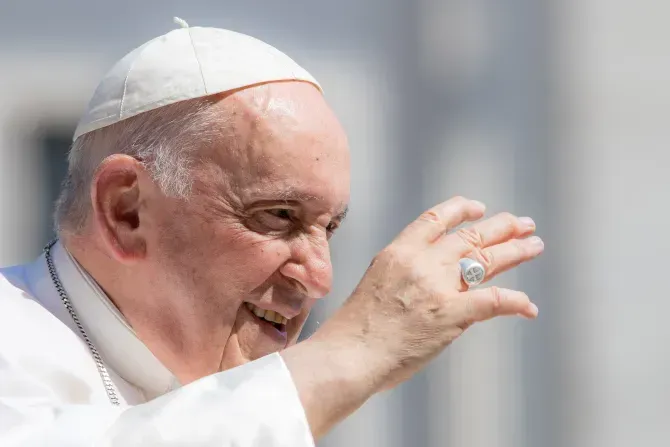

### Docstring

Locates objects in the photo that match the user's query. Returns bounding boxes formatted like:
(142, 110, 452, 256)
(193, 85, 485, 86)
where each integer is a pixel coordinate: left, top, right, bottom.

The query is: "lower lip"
(242, 305, 288, 343)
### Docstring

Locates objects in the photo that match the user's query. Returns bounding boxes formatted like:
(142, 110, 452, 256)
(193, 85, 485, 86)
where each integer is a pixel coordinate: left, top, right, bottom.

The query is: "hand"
(282, 197, 543, 439)
(317, 196, 543, 391)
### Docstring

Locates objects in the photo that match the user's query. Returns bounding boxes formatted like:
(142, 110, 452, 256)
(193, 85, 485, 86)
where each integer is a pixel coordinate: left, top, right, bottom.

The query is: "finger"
(442, 212, 536, 256)
(459, 287, 538, 326)
(467, 236, 544, 283)
(396, 197, 486, 246)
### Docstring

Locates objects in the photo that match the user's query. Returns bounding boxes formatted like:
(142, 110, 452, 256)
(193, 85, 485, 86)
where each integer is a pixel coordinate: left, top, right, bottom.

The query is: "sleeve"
(0, 353, 315, 447)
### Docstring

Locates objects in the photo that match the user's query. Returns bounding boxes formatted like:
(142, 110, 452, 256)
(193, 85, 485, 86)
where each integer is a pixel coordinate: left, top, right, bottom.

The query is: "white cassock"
(0, 241, 314, 446)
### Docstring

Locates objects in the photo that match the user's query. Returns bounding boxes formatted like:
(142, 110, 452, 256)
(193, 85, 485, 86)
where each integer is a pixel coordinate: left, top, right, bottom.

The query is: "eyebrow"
(275, 188, 319, 202)
(252, 186, 349, 220)
(336, 206, 349, 222)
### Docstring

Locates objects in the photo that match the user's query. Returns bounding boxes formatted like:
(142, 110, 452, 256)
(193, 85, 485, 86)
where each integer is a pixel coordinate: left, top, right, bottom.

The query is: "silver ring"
(459, 258, 485, 287)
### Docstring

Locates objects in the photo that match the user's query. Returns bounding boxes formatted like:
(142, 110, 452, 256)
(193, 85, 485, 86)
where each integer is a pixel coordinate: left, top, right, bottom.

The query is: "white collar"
(49, 240, 181, 399)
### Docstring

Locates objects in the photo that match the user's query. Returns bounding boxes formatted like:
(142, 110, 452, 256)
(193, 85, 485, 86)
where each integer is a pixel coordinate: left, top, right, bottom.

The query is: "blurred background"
(1, 1, 668, 446)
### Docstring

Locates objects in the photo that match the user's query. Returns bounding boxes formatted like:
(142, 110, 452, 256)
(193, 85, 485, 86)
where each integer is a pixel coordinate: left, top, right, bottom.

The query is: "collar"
(49, 240, 181, 400)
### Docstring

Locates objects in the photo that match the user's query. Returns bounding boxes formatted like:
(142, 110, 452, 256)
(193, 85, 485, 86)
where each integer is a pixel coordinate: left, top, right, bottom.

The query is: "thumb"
(459, 287, 538, 324)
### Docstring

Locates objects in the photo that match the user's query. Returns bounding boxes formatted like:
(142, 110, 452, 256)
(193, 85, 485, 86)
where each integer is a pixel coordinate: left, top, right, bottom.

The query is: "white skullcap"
(73, 17, 322, 142)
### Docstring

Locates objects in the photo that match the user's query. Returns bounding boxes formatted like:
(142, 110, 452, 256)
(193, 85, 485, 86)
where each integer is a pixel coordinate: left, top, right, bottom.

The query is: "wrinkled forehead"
(208, 82, 350, 206)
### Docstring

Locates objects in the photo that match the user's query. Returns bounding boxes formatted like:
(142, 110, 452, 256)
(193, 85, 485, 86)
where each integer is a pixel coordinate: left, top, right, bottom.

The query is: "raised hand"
(319, 196, 542, 390)
(283, 197, 543, 438)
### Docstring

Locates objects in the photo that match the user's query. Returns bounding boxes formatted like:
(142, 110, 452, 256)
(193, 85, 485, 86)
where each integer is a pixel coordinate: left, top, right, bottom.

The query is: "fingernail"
(529, 303, 539, 317)
(529, 236, 544, 249)
(519, 217, 535, 229)
(473, 200, 486, 210)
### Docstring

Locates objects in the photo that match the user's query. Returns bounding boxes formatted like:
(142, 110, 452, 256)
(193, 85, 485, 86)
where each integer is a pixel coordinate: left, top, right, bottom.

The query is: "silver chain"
(44, 239, 120, 406)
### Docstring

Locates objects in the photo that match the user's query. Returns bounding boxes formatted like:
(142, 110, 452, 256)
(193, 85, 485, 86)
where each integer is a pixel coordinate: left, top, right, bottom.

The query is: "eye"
(253, 208, 296, 233)
(267, 209, 292, 220)
(326, 221, 340, 235)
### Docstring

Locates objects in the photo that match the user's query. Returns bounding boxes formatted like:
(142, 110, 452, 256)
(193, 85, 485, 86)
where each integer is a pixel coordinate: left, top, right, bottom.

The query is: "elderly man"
(0, 20, 543, 446)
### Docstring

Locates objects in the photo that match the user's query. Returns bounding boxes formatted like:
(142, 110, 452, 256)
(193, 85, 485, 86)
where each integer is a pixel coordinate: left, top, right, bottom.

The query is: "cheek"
(218, 228, 291, 280)
(153, 204, 292, 295)
(187, 221, 293, 293)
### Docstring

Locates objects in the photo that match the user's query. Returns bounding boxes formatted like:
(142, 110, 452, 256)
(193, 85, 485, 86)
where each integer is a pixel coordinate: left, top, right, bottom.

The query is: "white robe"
(0, 241, 314, 446)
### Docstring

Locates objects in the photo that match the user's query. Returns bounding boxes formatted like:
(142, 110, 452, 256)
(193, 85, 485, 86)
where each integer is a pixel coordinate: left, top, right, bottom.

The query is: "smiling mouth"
(245, 302, 289, 331)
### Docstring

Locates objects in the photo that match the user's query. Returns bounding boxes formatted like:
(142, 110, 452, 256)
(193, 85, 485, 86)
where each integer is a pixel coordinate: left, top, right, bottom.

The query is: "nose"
(279, 233, 333, 299)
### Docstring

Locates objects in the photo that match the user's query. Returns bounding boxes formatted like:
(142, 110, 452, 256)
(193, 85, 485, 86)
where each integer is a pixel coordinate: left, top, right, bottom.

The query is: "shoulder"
(0, 263, 30, 292)
(0, 259, 51, 316)
(0, 261, 104, 402)
(0, 261, 63, 345)
(0, 254, 71, 325)
(0, 259, 81, 362)
(0, 263, 40, 313)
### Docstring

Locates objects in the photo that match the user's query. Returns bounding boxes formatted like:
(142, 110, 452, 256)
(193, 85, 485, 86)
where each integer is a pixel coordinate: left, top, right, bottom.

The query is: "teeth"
(245, 303, 290, 326)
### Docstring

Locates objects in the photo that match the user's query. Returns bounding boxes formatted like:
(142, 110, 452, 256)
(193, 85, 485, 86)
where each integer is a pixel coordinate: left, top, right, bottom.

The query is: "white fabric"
(73, 19, 322, 141)
(0, 241, 314, 446)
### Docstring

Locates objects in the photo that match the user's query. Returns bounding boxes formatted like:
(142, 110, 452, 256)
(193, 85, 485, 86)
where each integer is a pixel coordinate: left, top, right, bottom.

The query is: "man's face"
(144, 82, 350, 376)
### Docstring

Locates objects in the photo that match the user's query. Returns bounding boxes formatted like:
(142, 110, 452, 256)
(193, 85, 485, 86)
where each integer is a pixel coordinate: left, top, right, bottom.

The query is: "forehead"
(210, 82, 350, 208)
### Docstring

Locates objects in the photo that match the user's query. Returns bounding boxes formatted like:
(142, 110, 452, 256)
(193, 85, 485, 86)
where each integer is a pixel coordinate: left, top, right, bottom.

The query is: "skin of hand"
(281, 196, 543, 439)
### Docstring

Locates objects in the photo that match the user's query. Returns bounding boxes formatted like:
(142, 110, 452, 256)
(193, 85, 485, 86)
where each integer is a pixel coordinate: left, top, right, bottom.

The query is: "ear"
(90, 154, 150, 263)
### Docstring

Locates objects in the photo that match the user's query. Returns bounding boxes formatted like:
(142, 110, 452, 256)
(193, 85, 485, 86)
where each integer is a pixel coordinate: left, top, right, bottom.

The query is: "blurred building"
(1, 1, 668, 446)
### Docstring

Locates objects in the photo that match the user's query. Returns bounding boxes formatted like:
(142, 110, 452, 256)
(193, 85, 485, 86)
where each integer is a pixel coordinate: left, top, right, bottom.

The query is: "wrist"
(280, 330, 386, 439)
(314, 293, 400, 386)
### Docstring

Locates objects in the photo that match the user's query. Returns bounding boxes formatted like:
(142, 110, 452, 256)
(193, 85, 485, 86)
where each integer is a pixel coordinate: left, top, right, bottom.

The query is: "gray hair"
(54, 96, 226, 235)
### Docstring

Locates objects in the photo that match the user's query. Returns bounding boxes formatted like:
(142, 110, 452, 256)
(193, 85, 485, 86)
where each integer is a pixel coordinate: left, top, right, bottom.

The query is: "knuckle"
(497, 212, 518, 232)
(514, 238, 530, 257)
(462, 296, 476, 328)
(450, 196, 471, 211)
(478, 248, 495, 270)
(418, 209, 442, 224)
(456, 226, 483, 249)
(489, 286, 504, 311)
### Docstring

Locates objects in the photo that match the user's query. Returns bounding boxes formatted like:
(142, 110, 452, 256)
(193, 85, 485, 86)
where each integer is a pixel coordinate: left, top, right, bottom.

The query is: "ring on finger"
(459, 258, 486, 287)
